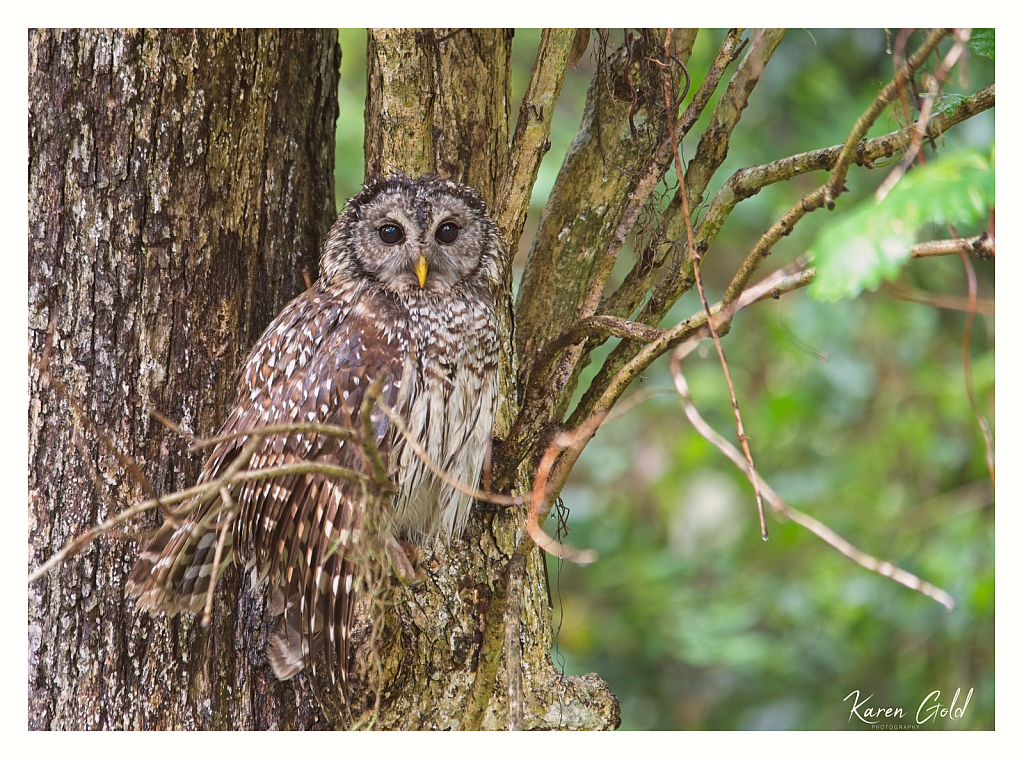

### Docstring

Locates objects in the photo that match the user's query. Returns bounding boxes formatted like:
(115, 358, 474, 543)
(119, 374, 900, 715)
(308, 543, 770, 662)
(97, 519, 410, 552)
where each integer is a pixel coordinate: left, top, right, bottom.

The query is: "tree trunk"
(28, 28, 341, 729)
(28, 27, 619, 730)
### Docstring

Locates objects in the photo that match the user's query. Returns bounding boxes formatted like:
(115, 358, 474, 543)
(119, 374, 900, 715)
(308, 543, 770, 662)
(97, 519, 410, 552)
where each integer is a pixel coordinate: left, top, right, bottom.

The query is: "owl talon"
(386, 534, 426, 585)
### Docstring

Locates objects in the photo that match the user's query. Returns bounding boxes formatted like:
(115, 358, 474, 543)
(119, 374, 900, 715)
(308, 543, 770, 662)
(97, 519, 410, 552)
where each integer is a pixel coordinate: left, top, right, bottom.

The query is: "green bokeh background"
(335, 29, 995, 730)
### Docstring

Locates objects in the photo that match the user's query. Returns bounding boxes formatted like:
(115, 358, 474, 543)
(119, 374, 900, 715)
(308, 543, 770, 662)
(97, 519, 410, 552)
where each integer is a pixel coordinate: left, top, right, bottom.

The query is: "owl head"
(322, 174, 504, 299)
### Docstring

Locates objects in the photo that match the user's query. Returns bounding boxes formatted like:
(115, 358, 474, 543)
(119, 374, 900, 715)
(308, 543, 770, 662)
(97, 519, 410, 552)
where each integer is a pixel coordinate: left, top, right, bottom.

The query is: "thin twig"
(882, 282, 994, 314)
(695, 84, 994, 264)
(600, 28, 748, 320)
(663, 27, 767, 539)
(876, 29, 971, 202)
(669, 343, 956, 610)
(28, 434, 263, 585)
(569, 258, 815, 432)
(955, 238, 995, 484)
(522, 316, 665, 406)
(910, 232, 994, 260)
(147, 406, 194, 446)
(26, 435, 371, 585)
(681, 29, 786, 213)
(525, 415, 603, 564)
(193, 422, 360, 450)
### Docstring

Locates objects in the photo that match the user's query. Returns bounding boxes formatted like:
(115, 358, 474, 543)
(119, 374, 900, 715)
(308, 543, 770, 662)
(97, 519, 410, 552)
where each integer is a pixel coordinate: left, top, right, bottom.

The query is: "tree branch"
(682, 29, 787, 211)
(699, 84, 994, 261)
(569, 259, 814, 430)
(603, 29, 747, 319)
(723, 28, 951, 303)
(911, 230, 994, 260)
(494, 28, 575, 250)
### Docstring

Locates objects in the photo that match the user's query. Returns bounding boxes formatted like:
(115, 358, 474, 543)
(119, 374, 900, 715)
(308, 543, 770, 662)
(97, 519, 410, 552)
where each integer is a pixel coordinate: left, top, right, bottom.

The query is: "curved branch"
(569, 260, 815, 429)
(669, 343, 956, 611)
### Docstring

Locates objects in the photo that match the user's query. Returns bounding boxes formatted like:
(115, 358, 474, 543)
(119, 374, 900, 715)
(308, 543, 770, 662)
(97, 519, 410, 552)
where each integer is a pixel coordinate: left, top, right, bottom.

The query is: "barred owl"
(127, 174, 503, 696)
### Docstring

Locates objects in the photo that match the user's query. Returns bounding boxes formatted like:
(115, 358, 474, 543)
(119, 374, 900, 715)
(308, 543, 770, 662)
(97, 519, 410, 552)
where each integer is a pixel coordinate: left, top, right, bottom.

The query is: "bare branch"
(571, 259, 814, 435)
(525, 414, 602, 564)
(585, 82, 993, 421)
(521, 316, 665, 405)
(192, 421, 360, 450)
(956, 245, 996, 483)
(669, 343, 956, 611)
(376, 400, 526, 507)
(27, 434, 263, 585)
(495, 28, 575, 248)
(202, 487, 235, 626)
(662, 27, 768, 538)
(682, 29, 787, 211)
(882, 282, 995, 314)
(532, 279, 849, 560)
(603, 29, 748, 319)
(25, 427, 380, 586)
(911, 231, 994, 260)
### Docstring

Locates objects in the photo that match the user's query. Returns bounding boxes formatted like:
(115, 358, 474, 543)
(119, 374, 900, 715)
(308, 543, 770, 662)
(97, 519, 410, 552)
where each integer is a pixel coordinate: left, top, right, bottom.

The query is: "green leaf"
(809, 147, 994, 302)
(968, 29, 995, 60)
(934, 94, 968, 118)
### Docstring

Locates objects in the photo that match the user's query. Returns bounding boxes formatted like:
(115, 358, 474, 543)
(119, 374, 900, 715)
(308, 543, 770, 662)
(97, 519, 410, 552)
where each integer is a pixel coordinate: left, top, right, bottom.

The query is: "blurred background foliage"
(335, 29, 995, 730)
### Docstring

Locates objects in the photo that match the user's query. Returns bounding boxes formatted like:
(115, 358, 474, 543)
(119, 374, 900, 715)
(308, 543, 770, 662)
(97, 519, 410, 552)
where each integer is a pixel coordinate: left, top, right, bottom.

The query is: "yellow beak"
(414, 256, 428, 288)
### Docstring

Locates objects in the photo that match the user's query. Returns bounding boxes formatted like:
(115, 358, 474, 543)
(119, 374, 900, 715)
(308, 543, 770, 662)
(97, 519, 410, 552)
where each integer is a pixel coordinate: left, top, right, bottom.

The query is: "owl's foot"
(385, 533, 426, 585)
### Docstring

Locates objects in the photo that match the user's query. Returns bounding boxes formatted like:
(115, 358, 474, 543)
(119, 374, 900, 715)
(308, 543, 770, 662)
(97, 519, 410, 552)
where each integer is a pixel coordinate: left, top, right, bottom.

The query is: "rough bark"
(500, 28, 697, 487)
(28, 28, 340, 730)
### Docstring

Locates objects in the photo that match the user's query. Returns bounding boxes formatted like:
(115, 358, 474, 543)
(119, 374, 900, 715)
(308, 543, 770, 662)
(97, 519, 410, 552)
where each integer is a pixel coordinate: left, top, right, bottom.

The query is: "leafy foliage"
(809, 147, 994, 301)
(968, 29, 995, 60)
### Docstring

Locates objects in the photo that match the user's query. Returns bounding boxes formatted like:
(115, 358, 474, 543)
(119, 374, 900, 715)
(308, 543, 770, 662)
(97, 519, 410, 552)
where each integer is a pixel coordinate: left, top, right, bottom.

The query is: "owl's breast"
(388, 292, 500, 545)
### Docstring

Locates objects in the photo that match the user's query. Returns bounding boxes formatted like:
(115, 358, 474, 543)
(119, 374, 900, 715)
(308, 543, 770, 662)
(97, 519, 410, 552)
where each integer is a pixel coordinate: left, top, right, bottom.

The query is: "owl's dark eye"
(378, 224, 405, 245)
(435, 222, 460, 244)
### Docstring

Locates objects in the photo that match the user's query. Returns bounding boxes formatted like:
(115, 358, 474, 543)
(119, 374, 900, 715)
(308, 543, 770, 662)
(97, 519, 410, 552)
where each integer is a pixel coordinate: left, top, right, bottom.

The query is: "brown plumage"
(127, 174, 503, 696)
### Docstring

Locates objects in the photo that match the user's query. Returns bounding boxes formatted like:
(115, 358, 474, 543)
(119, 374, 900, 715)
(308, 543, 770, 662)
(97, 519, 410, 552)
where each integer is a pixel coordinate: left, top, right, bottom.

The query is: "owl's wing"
(127, 283, 407, 695)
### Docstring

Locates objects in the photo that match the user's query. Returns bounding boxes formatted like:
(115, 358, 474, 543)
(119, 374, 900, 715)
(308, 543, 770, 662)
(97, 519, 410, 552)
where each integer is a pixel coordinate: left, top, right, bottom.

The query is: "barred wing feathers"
(127, 282, 407, 692)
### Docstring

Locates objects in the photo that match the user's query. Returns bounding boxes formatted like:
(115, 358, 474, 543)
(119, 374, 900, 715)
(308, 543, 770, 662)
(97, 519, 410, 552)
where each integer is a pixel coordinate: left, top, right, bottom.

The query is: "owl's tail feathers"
(267, 602, 310, 680)
(126, 504, 235, 616)
(266, 552, 355, 696)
